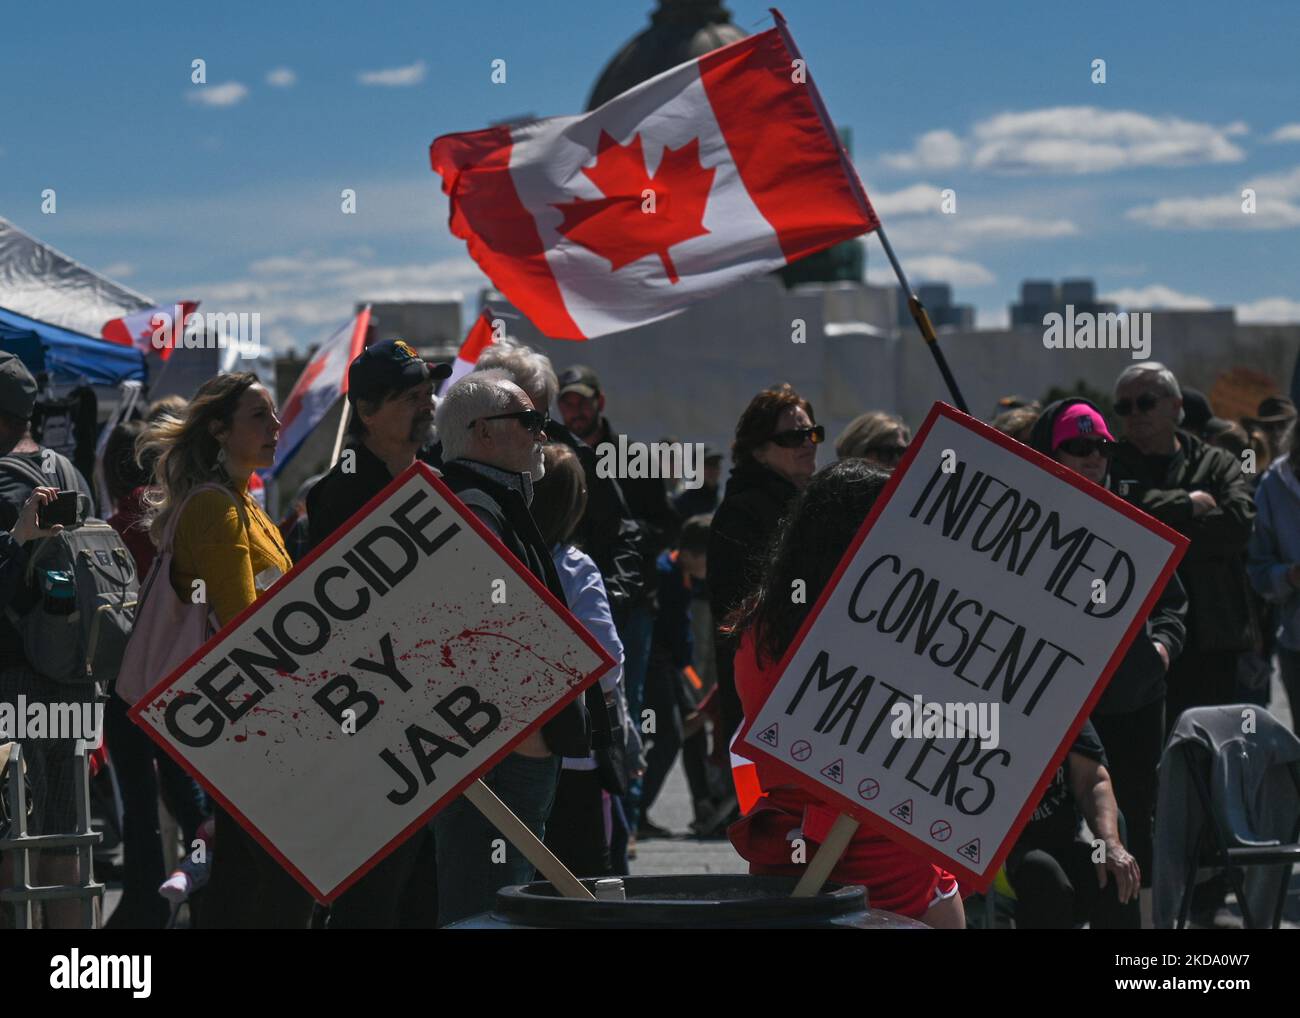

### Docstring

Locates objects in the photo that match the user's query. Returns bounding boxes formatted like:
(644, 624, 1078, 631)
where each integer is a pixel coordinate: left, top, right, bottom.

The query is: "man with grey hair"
(1109, 361, 1258, 926)
(432, 370, 591, 925)
(424, 345, 648, 630)
(474, 337, 559, 415)
(1109, 360, 1257, 724)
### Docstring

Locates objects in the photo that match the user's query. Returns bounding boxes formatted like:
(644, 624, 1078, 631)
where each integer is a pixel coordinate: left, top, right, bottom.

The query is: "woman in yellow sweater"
(139, 372, 311, 928)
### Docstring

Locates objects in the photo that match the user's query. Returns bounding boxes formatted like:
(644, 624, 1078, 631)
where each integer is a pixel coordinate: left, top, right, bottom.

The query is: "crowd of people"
(2, 338, 1298, 929)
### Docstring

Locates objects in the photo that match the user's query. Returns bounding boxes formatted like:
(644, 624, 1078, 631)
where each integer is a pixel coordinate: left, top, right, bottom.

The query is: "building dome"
(586, 0, 746, 110)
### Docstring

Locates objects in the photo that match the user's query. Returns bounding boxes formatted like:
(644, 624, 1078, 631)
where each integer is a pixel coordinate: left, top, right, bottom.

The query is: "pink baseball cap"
(1051, 403, 1115, 451)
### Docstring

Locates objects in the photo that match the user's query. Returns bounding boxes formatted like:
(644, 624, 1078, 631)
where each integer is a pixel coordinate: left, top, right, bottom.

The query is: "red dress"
(728, 628, 959, 919)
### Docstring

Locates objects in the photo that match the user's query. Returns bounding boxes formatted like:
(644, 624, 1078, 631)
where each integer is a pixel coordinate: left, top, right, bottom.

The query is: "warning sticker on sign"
(757, 723, 779, 748)
(820, 758, 844, 784)
(890, 799, 914, 825)
(958, 839, 981, 865)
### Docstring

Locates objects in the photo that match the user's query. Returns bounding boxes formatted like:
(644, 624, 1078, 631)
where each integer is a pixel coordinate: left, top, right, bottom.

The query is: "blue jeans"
(432, 752, 561, 926)
(618, 604, 655, 829)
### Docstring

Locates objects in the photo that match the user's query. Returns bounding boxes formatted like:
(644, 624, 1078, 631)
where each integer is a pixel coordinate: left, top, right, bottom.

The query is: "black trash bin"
(448, 874, 928, 929)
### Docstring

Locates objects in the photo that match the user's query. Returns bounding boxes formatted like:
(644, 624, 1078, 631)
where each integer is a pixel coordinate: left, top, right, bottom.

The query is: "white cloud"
(1269, 124, 1300, 143)
(881, 107, 1246, 175)
(1125, 164, 1300, 229)
(266, 68, 297, 87)
(1238, 297, 1300, 323)
(186, 82, 249, 107)
(357, 61, 426, 87)
(882, 130, 965, 172)
(189, 250, 485, 352)
(1100, 284, 1216, 310)
(99, 261, 135, 279)
(870, 183, 949, 216)
(869, 255, 995, 287)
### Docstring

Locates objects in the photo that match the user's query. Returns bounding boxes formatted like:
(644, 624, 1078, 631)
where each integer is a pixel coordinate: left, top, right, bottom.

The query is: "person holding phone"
(0, 352, 98, 929)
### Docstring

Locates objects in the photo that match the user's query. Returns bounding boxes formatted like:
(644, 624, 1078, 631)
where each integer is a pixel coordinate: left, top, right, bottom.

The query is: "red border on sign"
(128, 461, 615, 903)
(734, 401, 1189, 892)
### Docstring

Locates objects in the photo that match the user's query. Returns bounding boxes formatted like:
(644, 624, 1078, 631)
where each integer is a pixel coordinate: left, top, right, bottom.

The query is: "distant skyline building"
(1010, 278, 1117, 330)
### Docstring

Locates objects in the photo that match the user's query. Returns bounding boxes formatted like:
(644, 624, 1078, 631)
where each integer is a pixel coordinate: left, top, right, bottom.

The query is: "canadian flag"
(439, 308, 498, 394)
(430, 17, 878, 340)
(271, 307, 371, 476)
(101, 301, 199, 361)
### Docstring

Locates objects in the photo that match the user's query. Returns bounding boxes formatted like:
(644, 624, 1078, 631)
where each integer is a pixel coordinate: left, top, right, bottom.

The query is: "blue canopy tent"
(0, 304, 146, 386)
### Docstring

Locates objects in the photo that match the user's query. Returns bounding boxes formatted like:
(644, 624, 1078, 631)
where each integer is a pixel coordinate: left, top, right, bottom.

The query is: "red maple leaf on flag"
(552, 131, 716, 284)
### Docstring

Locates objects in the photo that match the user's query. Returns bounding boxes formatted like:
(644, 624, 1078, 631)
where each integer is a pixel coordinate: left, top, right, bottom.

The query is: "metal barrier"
(0, 741, 104, 928)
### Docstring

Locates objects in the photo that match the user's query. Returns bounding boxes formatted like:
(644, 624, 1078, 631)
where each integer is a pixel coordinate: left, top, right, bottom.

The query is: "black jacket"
(594, 418, 680, 603)
(306, 440, 395, 553)
(707, 459, 800, 731)
(1030, 399, 1189, 714)
(440, 458, 592, 758)
(424, 431, 649, 624)
(1108, 423, 1258, 654)
(545, 422, 650, 623)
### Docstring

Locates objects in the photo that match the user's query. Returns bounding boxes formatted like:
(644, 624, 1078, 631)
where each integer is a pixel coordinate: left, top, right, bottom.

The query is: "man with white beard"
(305, 338, 450, 928)
(431, 369, 593, 926)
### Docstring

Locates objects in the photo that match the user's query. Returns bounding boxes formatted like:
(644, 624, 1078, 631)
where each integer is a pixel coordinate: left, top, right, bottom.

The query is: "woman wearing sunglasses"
(708, 385, 823, 749)
(834, 410, 910, 469)
(1027, 398, 1188, 905)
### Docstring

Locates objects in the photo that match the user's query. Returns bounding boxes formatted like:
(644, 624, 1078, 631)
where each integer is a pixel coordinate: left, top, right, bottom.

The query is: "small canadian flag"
(430, 14, 878, 340)
(439, 308, 499, 395)
(101, 301, 199, 361)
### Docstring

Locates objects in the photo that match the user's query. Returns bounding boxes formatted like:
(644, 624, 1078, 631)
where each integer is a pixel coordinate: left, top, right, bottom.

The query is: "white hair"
(1115, 361, 1184, 424)
(475, 338, 558, 412)
(436, 369, 519, 462)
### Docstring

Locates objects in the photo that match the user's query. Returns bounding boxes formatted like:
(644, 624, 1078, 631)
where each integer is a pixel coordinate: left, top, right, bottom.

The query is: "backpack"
(1, 454, 138, 686)
(115, 482, 238, 706)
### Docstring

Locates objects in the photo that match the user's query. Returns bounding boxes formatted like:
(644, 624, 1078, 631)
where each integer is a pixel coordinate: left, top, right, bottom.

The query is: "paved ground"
(631, 760, 746, 876)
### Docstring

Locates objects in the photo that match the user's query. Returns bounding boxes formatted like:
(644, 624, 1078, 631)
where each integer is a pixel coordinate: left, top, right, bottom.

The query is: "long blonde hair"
(137, 372, 260, 545)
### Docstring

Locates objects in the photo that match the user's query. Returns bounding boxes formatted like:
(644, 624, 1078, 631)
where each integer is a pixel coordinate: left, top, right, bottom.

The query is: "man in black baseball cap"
(304, 338, 450, 926)
(0, 350, 39, 459)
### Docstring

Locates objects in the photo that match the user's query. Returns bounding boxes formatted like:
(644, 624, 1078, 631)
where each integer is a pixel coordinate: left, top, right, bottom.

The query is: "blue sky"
(3, 0, 1298, 351)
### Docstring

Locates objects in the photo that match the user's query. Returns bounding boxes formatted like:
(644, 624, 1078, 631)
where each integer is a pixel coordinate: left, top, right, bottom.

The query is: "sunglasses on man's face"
(1058, 437, 1115, 458)
(470, 409, 551, 435)
(1114, 393, 1161, 417)
(769, 424, 825, 449)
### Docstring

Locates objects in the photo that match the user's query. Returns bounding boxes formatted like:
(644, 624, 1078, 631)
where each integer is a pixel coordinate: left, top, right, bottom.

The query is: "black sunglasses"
(1058, 437, 1115, 458)
(470, 409, 551, 435)
(1114, 394, 1161, 417)
(769, 424, 825, 449)
(868, 443, 908, 465)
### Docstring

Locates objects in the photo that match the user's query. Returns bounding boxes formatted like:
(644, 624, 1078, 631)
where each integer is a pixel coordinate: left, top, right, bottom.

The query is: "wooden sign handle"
(463, 778, 595, 901)
(791, 813, 859, 898)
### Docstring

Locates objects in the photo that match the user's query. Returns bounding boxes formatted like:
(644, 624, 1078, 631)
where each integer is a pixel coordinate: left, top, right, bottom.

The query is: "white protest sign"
(130, 463, 613, 901)
(736, 403, 1187, 889)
